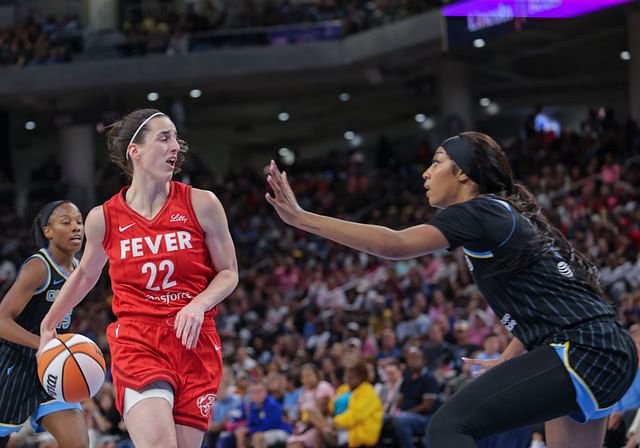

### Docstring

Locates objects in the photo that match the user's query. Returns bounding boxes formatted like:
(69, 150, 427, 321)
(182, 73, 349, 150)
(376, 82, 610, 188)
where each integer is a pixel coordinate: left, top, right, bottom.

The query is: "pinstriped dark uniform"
(0, 249, 75, 427)
(430, 196, 637, 408)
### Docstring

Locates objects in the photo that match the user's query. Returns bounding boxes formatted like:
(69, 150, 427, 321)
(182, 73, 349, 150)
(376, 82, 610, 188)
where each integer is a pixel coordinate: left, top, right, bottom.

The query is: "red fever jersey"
(102, 181, 216, 319)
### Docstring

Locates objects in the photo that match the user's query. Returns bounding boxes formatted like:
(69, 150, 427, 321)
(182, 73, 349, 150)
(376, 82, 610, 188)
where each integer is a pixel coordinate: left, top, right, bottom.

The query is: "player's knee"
(148, 438, 178, 448)
(132, 427, 177, 448)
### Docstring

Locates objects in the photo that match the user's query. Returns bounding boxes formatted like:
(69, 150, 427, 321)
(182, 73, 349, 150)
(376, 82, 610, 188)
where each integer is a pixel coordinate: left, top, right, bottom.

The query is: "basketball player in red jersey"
(37, 109, 239, 448)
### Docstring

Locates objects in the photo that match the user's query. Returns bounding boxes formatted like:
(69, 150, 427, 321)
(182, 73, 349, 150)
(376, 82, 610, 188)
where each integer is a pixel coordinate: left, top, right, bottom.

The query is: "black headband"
(33, 200, 66, 247)
(440, 136, 482, 185)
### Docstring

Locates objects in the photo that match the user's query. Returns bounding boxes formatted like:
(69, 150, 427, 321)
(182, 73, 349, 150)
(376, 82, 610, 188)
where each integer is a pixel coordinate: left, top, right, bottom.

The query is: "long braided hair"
(454, 131, 603, 296)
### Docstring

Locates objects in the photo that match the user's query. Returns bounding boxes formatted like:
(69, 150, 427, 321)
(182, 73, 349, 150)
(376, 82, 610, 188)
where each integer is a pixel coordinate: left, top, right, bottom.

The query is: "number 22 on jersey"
(142, 260, 177, 291)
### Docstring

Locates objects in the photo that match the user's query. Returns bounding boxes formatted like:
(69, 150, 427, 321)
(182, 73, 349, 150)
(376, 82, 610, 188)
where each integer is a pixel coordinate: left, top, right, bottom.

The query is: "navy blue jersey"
(0, 248, 77, 358)
(430, 196, 635, 408)
(429, 196, 615, 350)
(0, 248, 79, 429)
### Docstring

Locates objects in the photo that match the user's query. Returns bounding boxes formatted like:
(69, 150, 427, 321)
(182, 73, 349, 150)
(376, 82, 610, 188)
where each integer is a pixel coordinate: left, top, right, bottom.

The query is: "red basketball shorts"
(106, 315, 222, 431)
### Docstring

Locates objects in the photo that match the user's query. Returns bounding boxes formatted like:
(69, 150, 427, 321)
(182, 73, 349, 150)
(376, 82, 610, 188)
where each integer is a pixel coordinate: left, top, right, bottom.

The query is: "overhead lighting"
(25, 121, 36, 130)
(473, 38, 486, 48)
(620, 51, 631, 61)
(278, 112, 290, 122)
(350, 135, 363, 147)
(421, 117, 435, 130)
(487, 102, 500, 115)
(189, 89, 202, 98)
(147, 92, 159, 102)
(344, 130, 355, 141)
(479, 97, 491, 107)
(279, 147, 295, 165)
(339, 92, 351, 102)
(414, 113, 427, 123)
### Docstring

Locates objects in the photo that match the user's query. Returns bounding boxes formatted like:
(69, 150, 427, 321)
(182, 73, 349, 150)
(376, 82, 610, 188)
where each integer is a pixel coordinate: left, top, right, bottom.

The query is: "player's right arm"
(0, 257, 49, 349)
(265, 160, 449, 260)
(38, 206, 108, 358)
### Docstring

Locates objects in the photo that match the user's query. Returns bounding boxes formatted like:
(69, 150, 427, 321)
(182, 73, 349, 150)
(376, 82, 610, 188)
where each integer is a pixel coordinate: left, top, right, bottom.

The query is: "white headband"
(126, 112, 165, 160)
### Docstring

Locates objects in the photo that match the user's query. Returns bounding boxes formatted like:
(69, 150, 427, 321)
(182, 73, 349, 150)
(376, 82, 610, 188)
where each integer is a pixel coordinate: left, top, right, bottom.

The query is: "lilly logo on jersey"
(196, 393, 217, 417)
(120, 231, 193, 259)
(170, 213, 188, 223)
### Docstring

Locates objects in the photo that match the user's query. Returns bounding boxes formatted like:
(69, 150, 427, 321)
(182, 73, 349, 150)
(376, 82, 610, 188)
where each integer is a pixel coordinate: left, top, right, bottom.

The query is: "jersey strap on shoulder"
(21, 253, 51, 294)
(462, 196, 517, 259)
(40, 248, 72, 279)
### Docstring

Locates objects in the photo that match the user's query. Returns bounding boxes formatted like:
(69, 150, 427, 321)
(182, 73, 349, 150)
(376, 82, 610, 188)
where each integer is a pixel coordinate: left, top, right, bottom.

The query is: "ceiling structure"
(3, 2, 637, 159)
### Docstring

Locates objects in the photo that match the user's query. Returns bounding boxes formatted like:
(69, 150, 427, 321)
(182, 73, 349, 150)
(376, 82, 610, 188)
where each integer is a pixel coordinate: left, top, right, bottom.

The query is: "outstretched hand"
(265, 160, 304, 226)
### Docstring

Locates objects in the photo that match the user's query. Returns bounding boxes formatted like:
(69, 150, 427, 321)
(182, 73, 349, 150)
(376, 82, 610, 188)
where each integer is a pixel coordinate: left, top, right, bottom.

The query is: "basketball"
(37, 333, 106, 403)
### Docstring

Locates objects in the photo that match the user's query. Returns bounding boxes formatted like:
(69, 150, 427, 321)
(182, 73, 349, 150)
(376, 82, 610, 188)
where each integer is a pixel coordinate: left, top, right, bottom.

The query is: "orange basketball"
(37, 333, 106, 403)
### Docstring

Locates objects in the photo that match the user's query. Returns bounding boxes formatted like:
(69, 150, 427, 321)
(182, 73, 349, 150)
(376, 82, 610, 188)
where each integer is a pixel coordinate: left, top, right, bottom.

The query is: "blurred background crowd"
(1, 0, 639, 447)
(2, 105, 640, 448)
(0, 0, 438, 66)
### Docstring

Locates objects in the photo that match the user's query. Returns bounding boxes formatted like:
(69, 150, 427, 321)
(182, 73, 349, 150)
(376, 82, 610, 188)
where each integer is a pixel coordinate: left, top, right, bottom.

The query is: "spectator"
(236, 381, 292, 448)
(392, 346, 441, 448)
(377, 329, 401, 361)
(287, 364, 335, 448)
(470, 334, 501, 375)
(321, 361, 383, 447)
(207, 366, 242, 448)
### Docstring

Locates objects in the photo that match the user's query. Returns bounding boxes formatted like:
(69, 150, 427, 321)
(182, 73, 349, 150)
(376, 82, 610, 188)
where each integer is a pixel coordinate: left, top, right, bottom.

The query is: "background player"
(0, 200, 87, 448)
(265, 131, 637, 448)
(38, 109, 239, 448)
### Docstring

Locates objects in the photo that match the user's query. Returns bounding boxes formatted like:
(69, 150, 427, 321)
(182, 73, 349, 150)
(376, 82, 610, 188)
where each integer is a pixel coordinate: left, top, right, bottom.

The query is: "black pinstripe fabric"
(430, 197, 637, 407)
(0, 249, 75, 425)
(0, 345, 50, 424)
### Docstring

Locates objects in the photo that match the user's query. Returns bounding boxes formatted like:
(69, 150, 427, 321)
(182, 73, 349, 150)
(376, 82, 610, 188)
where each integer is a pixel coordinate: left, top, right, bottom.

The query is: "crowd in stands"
(118, 0, 436, 54)
(0, 14, 81, 67)
(1, 107, 640, 448)
(0, 0, 437, 67)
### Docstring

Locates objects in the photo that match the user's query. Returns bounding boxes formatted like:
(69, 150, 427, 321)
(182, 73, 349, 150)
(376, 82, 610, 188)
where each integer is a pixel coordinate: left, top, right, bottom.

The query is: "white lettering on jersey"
(557, 261, 574, 278)
(500, 313, 517, 332)
(144, 290, 192, 304)
(170, 213, 188, 223)
(145, 235, 162, 254)
(120, 231, 193, 259)
(165, 232, 178, 251)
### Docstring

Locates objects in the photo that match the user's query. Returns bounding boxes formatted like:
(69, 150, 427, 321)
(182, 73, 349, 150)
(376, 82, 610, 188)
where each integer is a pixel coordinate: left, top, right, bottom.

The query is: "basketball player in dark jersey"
(0, 201, 87, 448)
(265, 131, 636, 448)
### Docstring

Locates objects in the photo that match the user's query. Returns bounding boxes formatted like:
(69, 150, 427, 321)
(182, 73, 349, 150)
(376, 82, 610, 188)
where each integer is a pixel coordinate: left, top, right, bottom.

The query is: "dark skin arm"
(0, 258, 48, 349)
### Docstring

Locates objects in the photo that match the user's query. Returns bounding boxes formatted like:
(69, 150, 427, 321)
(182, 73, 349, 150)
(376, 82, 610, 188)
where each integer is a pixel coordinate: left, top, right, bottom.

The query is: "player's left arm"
(174, 188, 239, 349)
